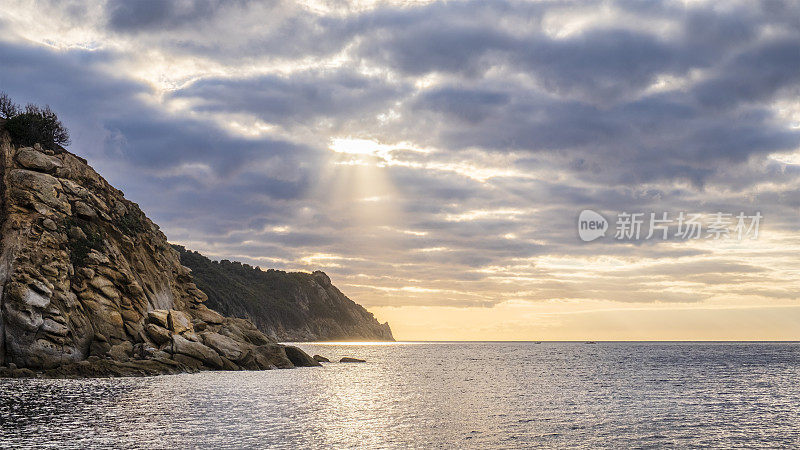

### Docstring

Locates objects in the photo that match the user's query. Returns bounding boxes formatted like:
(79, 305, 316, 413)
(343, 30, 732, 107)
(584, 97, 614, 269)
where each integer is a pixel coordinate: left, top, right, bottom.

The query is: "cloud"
(1, 0, 799, 313)
(105, 0, 246, 32)
(170, 68, 407, 128)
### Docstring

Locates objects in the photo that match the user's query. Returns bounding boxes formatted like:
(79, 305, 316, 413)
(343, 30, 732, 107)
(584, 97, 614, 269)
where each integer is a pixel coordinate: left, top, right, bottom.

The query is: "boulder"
(220, 318, 270, 346)
(283, 346, 322, 367)
(69, 226, 87, 241)
(312, 355, 330, 363)
(201, 332, 248, 362)
(170, 334, 223, 369)
(168, 310, 193, 334)
(8, 169, 67, 212)
(145, 323, 171, 345)
(248, 344, 294, 370)
(108, 342, 133, 361)
(132, 343, 159, 360)
(218, 356, 240, 371)
(4, 302, 44, 332)
(182, 331, 200, 342)
(42, 218, 57, 231)
(147, 309, 169, 328)
(339, 357, 366, 363)
(192, 306, 224, 325)
(172, 353, 204, 371)
(16, 147, 63, 172)
(74, 201, 97, 219)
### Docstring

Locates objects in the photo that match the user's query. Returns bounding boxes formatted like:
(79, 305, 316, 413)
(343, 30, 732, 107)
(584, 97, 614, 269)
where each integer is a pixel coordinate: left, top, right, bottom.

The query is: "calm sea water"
(1, 342, 799, 448)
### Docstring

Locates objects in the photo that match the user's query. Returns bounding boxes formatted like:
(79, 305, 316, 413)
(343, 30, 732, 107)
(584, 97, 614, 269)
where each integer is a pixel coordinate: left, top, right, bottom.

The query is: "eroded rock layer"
(0, 135, 318, 377)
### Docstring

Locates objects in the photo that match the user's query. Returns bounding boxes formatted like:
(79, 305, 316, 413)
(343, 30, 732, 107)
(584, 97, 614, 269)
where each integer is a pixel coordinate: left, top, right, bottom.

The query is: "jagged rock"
(0, 133, 318, 376)
(200, 332, 246, 361)
(147, 309, 169, 328)
(145, 323, 171, 345)
(172, 353, 203, 371)
(248, 345, 294, 370)
(182, 330, 200, 342)
(284, 346, 322, 367)
(120, 308, 140, 324)
(86, 250, 109, 265)
(340, 357, 366, 363)
(68, 226, 87, 240)
(168, 310, 193, 334)
(8, 169, 69, 212)
(60, 179, 89, 198)
(89, 276, 120, 301)
(192, 305, 224, 324)
(312, 355, 330, 363)
(21, 286, 51, 308)
(109, 341, 133, 361)
(170, 334, 223, 369)
(41, 318, 68, 336)
(89, 340, 111, 358)
(73, 201, 97, 219)
(132, 343, 158, 360)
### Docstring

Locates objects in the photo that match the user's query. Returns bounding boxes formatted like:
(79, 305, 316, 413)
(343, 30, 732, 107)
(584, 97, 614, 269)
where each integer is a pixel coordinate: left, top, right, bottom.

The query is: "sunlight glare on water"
(1, 342, 799, 448)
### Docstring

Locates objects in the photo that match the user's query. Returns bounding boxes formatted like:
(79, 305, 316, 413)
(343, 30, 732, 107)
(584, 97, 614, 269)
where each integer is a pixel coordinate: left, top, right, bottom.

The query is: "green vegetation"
(174, 245, 315, 330)
(115, 209, 147, 235)
(66, 219, 103, 267)
(173, 245, 390, 341)
(0, 91, 70, 150)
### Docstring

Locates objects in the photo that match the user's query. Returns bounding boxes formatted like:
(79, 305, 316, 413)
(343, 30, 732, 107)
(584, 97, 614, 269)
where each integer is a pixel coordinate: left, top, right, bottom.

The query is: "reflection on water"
(1, 342, 799, 448)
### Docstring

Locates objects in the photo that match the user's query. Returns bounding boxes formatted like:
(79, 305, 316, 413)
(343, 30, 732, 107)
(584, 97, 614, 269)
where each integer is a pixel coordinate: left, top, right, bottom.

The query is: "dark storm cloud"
(354, 1, 765, 101)
(0, 39, 140, 117)
(411, 82, 800, 186)
(692, 37, 800, 109)
(105, 0, 249, 32)
(170, 69, 407, 125)
(103, 113, 311, 176)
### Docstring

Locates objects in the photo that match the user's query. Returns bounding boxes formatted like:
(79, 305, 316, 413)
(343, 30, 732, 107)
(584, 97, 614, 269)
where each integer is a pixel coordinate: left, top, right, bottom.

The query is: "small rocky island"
(0, 128, 321, 377)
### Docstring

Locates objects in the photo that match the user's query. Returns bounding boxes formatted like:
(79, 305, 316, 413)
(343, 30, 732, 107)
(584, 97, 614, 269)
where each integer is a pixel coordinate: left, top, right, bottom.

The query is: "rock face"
(0, 135, 317, 376)
(340, 357, 366, 363)
(175, 246, 394, 342)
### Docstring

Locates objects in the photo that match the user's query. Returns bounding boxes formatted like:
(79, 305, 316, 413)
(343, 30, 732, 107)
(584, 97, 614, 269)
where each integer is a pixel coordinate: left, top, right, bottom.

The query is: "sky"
(1, 0, 800, 340)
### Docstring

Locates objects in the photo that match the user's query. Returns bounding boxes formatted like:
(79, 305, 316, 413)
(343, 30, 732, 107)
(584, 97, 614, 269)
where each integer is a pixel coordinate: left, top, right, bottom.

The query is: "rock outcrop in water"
(0, 131, 318, 377)
(175, 246, 394, 342)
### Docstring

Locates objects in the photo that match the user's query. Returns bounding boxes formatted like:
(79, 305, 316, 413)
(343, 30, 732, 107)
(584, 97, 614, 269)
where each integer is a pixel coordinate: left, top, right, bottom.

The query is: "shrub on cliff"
(0, 91, 70, 150)
(0, 92, 19, 118)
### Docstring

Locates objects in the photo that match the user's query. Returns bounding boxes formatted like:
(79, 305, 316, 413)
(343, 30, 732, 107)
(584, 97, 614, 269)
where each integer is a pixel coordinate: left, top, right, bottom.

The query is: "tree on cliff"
(0, 91, 70, 150)
(0, 92, 20, 118)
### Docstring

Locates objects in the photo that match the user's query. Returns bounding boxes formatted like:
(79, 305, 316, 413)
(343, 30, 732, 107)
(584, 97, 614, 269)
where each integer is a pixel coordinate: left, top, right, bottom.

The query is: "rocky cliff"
(0, 133, 318, 377)
(176, 247, 394, 342)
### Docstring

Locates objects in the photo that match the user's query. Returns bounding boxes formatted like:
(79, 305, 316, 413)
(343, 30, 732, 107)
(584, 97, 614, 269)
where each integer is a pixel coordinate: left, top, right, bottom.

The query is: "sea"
(1, 342, 799, 448)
